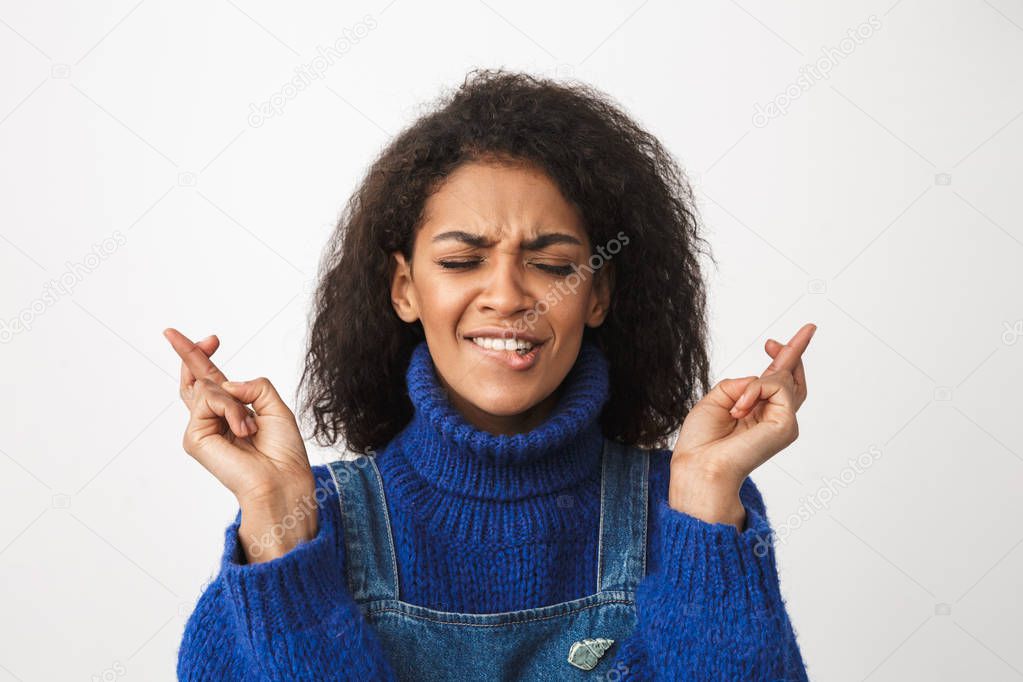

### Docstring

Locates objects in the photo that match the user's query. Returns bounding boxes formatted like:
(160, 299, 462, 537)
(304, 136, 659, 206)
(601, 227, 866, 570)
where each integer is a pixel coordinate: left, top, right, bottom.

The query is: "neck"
(386, 338, 610, 501)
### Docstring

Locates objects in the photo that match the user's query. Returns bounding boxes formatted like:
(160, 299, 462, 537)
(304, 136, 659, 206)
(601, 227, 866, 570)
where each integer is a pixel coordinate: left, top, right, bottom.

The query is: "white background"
(2, 1, 1022, 680)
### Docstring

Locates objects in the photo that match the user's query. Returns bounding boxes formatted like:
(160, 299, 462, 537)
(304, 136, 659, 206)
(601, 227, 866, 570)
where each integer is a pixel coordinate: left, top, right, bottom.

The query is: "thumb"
(220, 378, 293, 419)
(705, 375, 759, 410)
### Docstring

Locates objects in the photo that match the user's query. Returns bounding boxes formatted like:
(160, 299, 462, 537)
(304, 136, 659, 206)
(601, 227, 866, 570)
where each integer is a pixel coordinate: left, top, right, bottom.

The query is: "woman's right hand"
(163, 327, 317, 563)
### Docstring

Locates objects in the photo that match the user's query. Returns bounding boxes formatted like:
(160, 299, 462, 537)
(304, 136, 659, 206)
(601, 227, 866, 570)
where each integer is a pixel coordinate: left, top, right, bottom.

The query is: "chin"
(464, 385, 544, 417)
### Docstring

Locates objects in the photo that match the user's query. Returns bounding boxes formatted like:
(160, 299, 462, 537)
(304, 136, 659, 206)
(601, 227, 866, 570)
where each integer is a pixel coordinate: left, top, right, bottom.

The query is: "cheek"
(548, 284, 593, 327)
(416, 278, 472, 326)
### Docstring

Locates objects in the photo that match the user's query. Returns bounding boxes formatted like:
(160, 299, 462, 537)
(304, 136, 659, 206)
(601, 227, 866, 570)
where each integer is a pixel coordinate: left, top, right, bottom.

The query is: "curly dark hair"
(299, 68, 713, 455)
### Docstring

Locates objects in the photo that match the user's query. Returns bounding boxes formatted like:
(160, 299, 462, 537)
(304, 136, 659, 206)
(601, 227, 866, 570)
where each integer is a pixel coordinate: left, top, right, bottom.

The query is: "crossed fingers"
(730, 323, 816, 419)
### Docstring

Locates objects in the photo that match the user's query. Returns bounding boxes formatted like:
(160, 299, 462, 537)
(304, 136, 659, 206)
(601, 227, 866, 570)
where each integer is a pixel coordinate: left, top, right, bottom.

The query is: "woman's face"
(390, 160, 610, 435)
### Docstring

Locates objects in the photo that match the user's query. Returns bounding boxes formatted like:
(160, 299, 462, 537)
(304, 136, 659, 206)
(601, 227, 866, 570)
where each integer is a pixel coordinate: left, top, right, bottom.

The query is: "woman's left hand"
(668, 323, 816, 528)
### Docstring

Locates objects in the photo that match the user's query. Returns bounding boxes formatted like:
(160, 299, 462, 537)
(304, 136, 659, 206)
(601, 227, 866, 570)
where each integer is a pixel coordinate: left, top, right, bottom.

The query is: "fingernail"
(245, 416, 257, 432)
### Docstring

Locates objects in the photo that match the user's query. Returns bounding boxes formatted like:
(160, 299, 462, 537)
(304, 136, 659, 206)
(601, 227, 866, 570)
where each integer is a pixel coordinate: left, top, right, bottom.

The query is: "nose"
(475, 254, 532, 317)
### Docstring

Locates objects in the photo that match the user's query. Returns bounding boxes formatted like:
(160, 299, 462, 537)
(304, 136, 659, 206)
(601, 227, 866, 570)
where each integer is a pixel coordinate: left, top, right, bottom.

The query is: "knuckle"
(713, 378, 733, 393)
(199, 364, 221, 380)
(193, 378, 214, 395)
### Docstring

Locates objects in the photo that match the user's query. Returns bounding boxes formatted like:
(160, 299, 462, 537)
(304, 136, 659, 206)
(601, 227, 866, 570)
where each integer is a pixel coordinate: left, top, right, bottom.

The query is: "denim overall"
(327, 438, 650, 681)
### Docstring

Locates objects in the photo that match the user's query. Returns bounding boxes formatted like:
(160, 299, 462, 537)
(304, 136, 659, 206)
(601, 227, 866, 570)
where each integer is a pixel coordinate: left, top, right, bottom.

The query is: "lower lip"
(465, 338, 544, 370)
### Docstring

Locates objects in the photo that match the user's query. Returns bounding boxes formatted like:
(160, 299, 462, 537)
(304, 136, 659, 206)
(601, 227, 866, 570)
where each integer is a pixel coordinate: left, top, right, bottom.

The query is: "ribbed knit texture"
(177, 339, 810, 680)
(375, 340, 608, 614)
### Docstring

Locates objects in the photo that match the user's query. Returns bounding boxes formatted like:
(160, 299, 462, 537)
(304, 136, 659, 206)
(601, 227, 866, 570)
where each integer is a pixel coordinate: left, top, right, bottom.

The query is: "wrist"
(667, 460, 746, 529)
(237, 479, 319, 563)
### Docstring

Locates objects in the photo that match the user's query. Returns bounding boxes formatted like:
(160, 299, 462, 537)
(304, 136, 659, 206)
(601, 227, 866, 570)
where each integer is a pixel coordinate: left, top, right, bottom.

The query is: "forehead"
(419, 160, 586, 241)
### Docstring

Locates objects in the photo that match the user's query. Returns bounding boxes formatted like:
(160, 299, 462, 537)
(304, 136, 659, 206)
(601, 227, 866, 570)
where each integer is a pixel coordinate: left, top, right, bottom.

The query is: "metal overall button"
(567, 638, 615, 671)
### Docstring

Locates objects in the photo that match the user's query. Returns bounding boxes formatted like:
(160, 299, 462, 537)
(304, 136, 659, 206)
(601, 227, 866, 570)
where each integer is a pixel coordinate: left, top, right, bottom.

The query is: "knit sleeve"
(611, 452, 810, 680)
(176, 465, 397, 681)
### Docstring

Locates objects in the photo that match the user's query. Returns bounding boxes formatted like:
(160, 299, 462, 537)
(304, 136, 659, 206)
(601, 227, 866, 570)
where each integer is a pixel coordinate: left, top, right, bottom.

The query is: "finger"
(179, 335, 221, 401)
(731, 378, 765, 417)
(762, 323, 816, 377)
(182, 398, 253, 489)
(191, 379, 254, 438)
(180, 335, 220, 385)
(765, 338, 806, 399)
(220, 377, 295, 420)
(701, 375, 760, 412)
(164, 327, 230, 386)
(731, 372, 796, 419)
(733, 377, 797, 423)
(731, 378, 800, 455)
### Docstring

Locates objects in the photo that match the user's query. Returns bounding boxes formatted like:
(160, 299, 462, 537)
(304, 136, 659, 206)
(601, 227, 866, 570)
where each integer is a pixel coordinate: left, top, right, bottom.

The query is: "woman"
(169, 69, 813, 680)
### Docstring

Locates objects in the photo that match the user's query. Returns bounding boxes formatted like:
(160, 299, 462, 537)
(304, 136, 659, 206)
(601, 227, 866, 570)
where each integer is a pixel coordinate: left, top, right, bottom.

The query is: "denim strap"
(328, 455, 400, 603)
(596, 438, 649, 593)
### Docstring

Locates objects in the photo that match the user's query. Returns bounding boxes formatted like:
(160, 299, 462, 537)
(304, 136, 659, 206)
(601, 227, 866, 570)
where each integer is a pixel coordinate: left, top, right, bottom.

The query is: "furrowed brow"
(431, 231, 492, 248)
(430, 230, 583, 250)
(521, 233, 583, 250)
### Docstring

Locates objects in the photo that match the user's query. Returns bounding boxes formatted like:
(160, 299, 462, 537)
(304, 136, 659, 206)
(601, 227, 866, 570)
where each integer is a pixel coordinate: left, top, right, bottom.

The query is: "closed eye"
(437, 259, 574, 277)
(437, 259, 482, 269)
(533, 263, 574, 276)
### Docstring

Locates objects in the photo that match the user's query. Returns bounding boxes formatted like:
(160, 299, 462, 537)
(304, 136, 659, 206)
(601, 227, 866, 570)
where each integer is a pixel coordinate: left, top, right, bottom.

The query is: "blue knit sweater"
(177, 340, 810, 680)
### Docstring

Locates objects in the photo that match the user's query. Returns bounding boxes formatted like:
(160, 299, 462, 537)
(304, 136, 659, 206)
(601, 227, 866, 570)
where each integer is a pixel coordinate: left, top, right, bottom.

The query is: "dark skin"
(163, 328, 316, 562)
(165, 153, 816, 560)
(163, 164, 814, 552)
(670, 323, 816, 528)
(163, 320, 815, 565)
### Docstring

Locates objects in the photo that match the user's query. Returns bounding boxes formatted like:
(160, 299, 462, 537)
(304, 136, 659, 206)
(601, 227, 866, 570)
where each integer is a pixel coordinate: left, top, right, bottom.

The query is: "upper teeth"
(470, 337, 535, 351)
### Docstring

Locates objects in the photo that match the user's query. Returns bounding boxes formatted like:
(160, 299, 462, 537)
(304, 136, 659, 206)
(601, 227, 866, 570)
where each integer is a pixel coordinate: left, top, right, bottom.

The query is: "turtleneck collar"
(388, 338, 610, 502)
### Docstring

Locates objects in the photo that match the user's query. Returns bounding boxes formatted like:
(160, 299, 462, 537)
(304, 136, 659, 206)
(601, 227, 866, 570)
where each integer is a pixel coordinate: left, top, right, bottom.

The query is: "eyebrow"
(431, 230, 583, 250)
